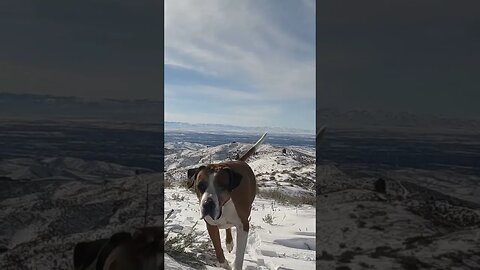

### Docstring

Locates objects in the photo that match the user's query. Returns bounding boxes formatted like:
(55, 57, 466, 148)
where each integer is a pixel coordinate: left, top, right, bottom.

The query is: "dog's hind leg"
(225, 228, 233, 253)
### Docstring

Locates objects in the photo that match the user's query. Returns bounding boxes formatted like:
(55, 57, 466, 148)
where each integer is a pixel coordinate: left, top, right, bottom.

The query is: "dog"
(73, 226, 163, 270)
(187, 132, 267, 270)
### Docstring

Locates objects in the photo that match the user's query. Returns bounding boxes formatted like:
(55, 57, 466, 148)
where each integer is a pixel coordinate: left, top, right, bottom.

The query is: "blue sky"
(165, 0, 315, 131)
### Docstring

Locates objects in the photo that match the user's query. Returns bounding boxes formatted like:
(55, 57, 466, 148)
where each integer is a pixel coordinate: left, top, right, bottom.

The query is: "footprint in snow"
(261, 249, 278, 258)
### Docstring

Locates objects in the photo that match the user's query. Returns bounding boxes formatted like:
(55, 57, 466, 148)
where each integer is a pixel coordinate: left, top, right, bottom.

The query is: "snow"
(0, 156, 164, 269)
(164, 139, 316, 269)
(0, 157, 153, 181)
(315, 163, 480, 269)
(164, 254, 200, 270)
(164, 187, 316, 270)
(165, 142, 315, 198)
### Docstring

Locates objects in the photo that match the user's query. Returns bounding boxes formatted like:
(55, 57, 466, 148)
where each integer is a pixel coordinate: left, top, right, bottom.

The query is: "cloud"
(165, 0, 315, 100)
(0, 0, 162, 100)
(164, 57, 220, 76)
(317, 0, 480, 119)
(166, 85, 259, 101)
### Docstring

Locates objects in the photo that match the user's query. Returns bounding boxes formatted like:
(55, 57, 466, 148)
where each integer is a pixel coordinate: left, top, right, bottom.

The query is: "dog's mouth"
(200, 206, 222, 220)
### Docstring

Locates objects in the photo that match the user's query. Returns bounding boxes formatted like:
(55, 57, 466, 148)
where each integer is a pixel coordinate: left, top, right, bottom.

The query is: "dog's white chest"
(204, 199, 240, 229)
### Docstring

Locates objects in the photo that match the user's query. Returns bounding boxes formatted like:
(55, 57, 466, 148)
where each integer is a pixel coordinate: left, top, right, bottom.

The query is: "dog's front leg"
(206, 221, 230, 269)
(233, 223, 249, 270)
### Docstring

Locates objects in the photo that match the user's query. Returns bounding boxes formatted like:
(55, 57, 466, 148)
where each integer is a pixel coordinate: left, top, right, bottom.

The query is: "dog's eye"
(197, 182, 207, 192)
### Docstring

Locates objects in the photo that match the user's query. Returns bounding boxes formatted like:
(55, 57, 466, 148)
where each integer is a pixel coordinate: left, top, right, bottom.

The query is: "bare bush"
(258, 188, 315, 206)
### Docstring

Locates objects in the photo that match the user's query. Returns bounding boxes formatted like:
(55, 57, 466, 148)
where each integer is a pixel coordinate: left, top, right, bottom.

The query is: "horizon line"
(165, 121, 315, 133)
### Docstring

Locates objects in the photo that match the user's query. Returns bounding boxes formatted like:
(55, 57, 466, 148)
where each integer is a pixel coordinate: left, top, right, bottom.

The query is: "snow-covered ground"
(164, 140, 316, 269)
(165, 187, 316, 270)
(0, 157, 163, 269)
(165, 142, 315, 197)
(316, 165, 480, 269)
(4, 126, 477, 269)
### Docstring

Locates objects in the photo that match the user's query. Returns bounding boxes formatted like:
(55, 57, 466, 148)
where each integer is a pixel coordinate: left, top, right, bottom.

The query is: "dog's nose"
(203, 197, 214, 211)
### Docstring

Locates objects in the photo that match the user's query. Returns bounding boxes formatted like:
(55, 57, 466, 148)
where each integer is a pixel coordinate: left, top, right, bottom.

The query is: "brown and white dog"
(187, 133, 267, 270)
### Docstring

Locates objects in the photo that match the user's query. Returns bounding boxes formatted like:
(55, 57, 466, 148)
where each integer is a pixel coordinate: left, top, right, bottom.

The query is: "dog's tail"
(238, 132, 267, 162)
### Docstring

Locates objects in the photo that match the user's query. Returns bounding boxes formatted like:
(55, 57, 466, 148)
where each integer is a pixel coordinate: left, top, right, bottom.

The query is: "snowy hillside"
(164, 141, 316, 269)
(165, 142, 316, 198)
(0, 157, 154, 182)
(316, 164, 480, 269)
(0, 157, 163, 269)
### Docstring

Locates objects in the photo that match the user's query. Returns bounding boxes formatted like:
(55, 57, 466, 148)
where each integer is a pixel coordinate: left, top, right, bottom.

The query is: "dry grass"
(164, 221, 200, 253)
(171, 193, 185, 201)
(164, 210, 213, 269)
(258, 188, 315, 206)
(262, 213, 275, 225)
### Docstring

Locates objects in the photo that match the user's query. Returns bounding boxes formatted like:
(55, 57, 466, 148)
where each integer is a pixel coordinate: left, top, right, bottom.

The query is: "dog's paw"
(226, 241, 234, 253)
(216, 260, 231, 269)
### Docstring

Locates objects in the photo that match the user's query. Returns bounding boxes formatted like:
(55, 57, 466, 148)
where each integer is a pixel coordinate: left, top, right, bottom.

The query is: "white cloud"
(166, 85, 259, 101)
(165, 0, 315, 100)
(164, 57, 218, 75)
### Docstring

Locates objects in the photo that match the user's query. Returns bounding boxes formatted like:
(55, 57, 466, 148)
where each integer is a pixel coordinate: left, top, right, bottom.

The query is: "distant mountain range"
(317, 108, 480, 132)
(2, 93, 478, 132)
(165, 121, 313, 135)
(0, 92, 162, 122)
(0, 92, 313, 134)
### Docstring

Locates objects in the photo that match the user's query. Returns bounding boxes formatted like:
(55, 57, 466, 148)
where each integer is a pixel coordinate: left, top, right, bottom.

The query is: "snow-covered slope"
(0, 157, 154, 182)
(316, 164, 480, 269)
(165, 142, 316, 197)
(165, 187, 315, 270)
(0, 158, 162, 269)
(164, 141, 316, 269)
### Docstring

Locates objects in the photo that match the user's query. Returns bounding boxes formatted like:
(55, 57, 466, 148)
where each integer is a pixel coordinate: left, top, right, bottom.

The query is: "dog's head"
(73, 227, 163, 270)
(187, 164, 242, 220)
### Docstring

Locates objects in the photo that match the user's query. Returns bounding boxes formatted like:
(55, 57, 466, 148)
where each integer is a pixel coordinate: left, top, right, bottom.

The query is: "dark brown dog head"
(187, 164, 242, 220)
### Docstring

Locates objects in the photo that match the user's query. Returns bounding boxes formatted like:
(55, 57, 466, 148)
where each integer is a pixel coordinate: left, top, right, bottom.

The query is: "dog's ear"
(187, 166, 205, 189)
(224, 168, 242, 191)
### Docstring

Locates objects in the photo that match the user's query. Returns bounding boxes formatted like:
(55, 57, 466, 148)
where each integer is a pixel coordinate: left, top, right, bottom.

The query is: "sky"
(317, 0, 480, 120)
(0, 0, 162, 100)
(164, 0, 316, 131)
(4, 1, 477, 128)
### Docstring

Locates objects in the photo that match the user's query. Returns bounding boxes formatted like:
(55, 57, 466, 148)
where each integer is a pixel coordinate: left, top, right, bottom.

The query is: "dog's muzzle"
(201, 197, 222, 220)
(201, 197, 215, 219)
